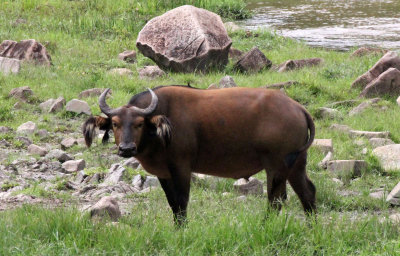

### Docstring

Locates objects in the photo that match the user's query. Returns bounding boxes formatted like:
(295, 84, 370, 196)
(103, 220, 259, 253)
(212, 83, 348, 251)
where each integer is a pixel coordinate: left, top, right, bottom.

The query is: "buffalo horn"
(99, 88, 119, 116)
(131, 88, 158, 115)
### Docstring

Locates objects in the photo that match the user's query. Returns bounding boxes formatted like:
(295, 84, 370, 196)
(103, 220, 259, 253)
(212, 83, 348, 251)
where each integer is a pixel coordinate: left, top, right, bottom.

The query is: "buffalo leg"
(265, 164, 289, 210)
(287, 151, 316, 214)
(158, 167, 191, 226)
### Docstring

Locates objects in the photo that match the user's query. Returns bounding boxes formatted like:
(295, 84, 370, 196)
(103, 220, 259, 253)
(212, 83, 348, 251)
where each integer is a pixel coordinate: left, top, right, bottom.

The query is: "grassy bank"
(1, 0, 400, 255)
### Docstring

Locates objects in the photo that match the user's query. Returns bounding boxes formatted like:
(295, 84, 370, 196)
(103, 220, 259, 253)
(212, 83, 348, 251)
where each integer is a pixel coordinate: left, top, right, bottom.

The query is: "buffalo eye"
(135, 123, 144, 129)
(112, 122, 118, 128)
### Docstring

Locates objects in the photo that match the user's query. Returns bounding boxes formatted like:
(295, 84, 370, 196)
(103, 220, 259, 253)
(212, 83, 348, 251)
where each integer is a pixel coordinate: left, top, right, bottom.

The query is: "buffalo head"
(82, 88, 171, 157)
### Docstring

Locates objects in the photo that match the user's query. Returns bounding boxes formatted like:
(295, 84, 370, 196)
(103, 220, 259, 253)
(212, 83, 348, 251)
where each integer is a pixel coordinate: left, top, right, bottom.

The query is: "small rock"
(278, 58, 323, 72)
(0, 39, 51, 65)
(219, 75, 237, 88)
(132, 174, 143, 188)
(46, 149, 73, 162)
(228, 47, 243, 60)
(75, 170, 87, 184)
(351, 47, 387, 58)
(0, 126, 13, 133)
(234, 47, 272, 73)
(373, 144, 400, 171)
(39, 98, 56, 112)
(78, 88, 110, 99)
(237, 195, 247, 201)
(332, 178, 344, 186)
(36, 129, 49, 139)
(0, 57, 20, 75)
(349, 130, 390, 139)
(264, 81, 299, 90)
(330, 124, 351, 133)
(369, 190, 385, 200)
(17, 121, 37, 135)
(108, 68, 133, 76)
(118, 50, 136, 63)
(369, 138, 395, 149)
(9, 86, 33, 102)
(104, 164, 126, 184)
(318, 107, 341, 119)
(138, 66, 166, 80)
(122, 157, 140, 169)
(65, 99, 91, 115)
(318, 151, 333, 169)
(233, 177, 263, 196)
(389, 213, 400, 224)
(49, 97, 65, 113)
(361, 148, 368, 155)
(312, 139, 333, 154)
(62, 159, 85, 173)
(61, 138, 77, 150)
(327, 160, 367, 178)
(88, 173, 101, 184)
(142, 176, 160, 189)
(386, 181, 400, 205)
(89, 196, 121, 221)
(222, 192, 231, 196)
(207, 83, 218, 90)
(349, 98, 381, 116)
(16, 136, 32, 146)
(27, 144, 48, 156)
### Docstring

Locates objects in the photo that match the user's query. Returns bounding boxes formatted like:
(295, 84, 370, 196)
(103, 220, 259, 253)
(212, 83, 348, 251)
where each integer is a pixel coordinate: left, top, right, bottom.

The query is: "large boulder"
(0, 39, 51, 66)
(136, 5, 232, 73)
(351, 51, 400, 89)
(360, 68, 400, 97)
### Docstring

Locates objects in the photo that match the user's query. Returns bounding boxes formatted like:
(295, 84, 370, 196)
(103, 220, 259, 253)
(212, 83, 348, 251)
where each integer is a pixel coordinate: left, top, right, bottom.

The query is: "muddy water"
(241, 0, 400, 50)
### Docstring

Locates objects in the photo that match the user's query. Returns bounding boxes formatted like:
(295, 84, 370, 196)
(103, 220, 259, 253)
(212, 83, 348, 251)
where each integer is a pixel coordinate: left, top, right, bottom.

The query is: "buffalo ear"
(149, 115, 172, 146)
(82, 116, 112, 147)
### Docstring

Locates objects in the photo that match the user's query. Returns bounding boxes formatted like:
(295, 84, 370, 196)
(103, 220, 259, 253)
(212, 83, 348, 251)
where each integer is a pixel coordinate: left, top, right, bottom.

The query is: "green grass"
(0, 0, 400, 254)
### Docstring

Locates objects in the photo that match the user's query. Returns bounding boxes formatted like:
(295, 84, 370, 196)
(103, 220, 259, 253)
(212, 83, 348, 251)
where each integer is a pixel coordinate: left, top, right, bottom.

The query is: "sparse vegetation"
(0, 0, 399, 255)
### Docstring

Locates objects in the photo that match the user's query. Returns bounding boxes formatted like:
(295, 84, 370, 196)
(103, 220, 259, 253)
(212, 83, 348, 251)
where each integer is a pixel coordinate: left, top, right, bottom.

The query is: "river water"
(241, 0, 400, 51)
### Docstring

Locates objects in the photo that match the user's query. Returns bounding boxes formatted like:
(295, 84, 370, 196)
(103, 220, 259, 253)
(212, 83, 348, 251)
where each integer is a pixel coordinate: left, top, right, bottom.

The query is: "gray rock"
(330, 124, 351, 133)
(27, 144, 48, 156)
(264, 81, 299, 90)
(122, 157, 140, 169)
(75, 171, 87, 184)
(39, 98, 56, 112)
(118, 50, 136, 63)
(62, 159, 85, 173)
(46, 149, 72, 162)
(219, 75, 237, 88)
(349, 98, 381, 116)
(373, 144, 400, 171)
(136, 5, 231, 73)
(17, 121, 37, 135)
(327, 160, 367, 177)
(65, 99, 91, 115)
(360, 68, 400, 98)
(132, 174, 143, 188)
(16, 136, 32, 146)
(278, 58, 323, 72)
(0, 39, 51, 66)
(349, 130, 390, 139)
(236, 195, 247, 201)
(36, 129, 49, 139)
(234, 47, 272, 73)
(233, 177, 263, 196)
(61, 138, 77, 150)
(108, 68, 133, 76)
(352, 51, 400, 90)
(312, 139, 333, 154)
(351, 47, 387, 58)
(228, 47, 244, 60)
(78, 88, 110, 99)
(49, 97, 65, 113)
(318, 107, 341, 119)
(389, 213, 400, 224)
(88, 173, 101, 184)
(142, 176, 160, 189)
(9, 86, 33, 102)
(89, 196, 121, 221)
(332, 178, 344, 186)
(138, 66, 166, 80)
(0, 126, 13, 133)
(104, 164, 126, 184)
(369, 189, 385, 200)
(369, 138, 395, 149)
(318, 151, 333, 169)
(386, 181, 400, 205)
(224, 22, 241, 32)
(0, 57, 20, 75)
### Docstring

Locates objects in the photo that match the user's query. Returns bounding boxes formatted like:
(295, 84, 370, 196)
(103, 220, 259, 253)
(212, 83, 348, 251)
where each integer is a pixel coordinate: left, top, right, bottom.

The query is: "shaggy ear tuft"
(82, 116, 112, 147)
(150, 115, 172, 146)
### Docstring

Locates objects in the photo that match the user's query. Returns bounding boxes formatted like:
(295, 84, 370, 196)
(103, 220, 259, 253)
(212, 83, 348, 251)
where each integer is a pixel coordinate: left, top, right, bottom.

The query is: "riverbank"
(1, 1, 400, 255)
